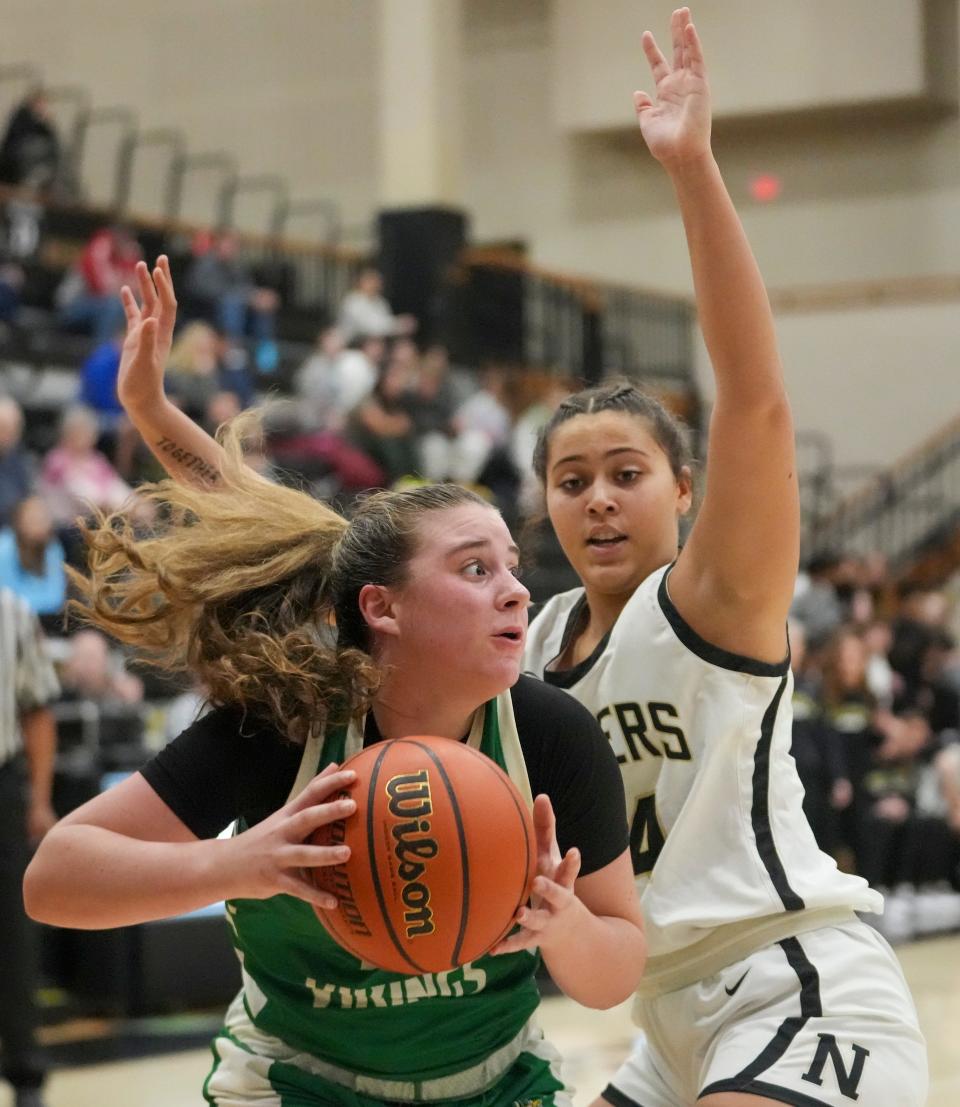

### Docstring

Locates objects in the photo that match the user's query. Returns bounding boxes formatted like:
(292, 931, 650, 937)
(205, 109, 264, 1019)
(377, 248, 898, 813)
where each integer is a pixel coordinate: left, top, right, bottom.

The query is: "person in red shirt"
(57, 224, 142, 342)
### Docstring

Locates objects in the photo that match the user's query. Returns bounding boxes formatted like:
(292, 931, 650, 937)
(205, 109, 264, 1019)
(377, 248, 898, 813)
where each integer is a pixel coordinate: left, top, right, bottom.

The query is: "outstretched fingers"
(153, 254, 178, 315)
(119, 285, 140, 329)
(670, 6, 690, 70)
(641, 29, 671, 84)
(683, 18, 706, 77)
(135, 260, 158, 319)
(533, 793, 559, 863)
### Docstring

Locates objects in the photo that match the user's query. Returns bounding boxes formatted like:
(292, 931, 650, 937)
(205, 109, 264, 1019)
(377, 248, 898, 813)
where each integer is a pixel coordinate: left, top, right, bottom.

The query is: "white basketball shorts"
(603, 919, 927, 1107)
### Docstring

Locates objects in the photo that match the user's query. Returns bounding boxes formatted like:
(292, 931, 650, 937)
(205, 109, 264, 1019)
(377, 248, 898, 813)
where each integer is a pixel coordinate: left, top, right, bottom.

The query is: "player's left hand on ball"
(491, 793, 584, 956)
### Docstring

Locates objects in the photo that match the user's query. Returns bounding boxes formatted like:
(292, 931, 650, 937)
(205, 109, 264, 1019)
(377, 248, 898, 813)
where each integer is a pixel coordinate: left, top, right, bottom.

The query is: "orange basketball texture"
(309, 736, 537, 974)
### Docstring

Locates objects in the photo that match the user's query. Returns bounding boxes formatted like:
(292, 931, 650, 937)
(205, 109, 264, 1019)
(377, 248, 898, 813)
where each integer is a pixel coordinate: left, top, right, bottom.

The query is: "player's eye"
(463, 561, 487, 578)
(618, 469, 642, 483)
(558, 476, 583, 492)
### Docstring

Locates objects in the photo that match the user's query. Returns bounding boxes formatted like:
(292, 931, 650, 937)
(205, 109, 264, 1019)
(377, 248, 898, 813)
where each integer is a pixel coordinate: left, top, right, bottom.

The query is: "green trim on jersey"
(223, 695, 540, 1084)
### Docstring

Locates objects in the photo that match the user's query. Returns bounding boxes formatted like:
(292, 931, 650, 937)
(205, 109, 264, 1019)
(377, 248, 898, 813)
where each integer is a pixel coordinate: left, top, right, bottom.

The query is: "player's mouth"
(586, 531, 627, 548)
(492, 627, 525, 646)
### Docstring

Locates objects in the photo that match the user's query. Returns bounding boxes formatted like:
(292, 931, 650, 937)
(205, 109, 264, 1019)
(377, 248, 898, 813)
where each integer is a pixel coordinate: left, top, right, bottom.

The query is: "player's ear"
(676, 465, 693, 516)
(358, 583, 400, 640)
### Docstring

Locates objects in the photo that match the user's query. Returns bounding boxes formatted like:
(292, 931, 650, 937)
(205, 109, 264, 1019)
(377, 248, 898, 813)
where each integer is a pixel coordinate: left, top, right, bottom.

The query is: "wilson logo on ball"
(385, 769, 439, 938)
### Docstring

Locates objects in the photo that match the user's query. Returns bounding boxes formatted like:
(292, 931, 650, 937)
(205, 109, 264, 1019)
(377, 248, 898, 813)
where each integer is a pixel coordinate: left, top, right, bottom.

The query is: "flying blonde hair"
(69, 413, 378, 743)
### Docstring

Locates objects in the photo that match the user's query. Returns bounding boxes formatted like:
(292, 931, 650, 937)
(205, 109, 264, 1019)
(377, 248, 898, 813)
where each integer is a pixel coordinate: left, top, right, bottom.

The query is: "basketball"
(309, 736, 537, 974)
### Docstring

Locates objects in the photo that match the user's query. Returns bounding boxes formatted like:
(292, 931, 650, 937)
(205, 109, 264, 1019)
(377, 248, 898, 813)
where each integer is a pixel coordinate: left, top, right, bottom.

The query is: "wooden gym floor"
(2, 933, 957, 1107)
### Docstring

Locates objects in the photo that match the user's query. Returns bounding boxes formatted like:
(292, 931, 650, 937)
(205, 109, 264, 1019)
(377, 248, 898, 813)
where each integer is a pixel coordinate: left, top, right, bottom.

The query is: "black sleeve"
(139, 705, 301, 839)
(511, 675, 628, 876)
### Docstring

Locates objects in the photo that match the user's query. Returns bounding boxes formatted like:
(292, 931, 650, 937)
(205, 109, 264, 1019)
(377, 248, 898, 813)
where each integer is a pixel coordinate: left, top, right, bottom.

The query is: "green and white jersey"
(142, 672, 626, 1101)
(224, 691, 540, 1085)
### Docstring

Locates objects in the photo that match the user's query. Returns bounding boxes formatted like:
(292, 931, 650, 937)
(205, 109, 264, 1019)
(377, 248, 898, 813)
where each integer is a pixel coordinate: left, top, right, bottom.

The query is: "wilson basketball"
(309, 736, 537, 974)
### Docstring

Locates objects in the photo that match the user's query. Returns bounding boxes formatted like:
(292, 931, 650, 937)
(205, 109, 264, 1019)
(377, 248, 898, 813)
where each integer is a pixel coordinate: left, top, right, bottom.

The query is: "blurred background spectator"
(56, 224, 141, 342)
(346, 354, 419, 485)
(183, 230, 279, 372)
(0, 496, 66, 619)
(337, 264, 417, 344)
(0, 396, 32, 528)
(57, 629, 143, 707)
(0, 88, 61, 194)
(164, 321, 253, 423)
(38, 405, 132, 564)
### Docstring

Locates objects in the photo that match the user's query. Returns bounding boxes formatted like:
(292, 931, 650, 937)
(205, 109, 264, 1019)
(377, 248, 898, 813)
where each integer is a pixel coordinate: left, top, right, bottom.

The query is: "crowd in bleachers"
(789, 553, 960, 942)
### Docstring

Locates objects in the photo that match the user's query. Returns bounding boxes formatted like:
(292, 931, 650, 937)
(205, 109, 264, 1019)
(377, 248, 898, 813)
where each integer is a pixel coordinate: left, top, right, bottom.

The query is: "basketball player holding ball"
(523, 10, 927, 1107)
(24, 285, 645, 1100)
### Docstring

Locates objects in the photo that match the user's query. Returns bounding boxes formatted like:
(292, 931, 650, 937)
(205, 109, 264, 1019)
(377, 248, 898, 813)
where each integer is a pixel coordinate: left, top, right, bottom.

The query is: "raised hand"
(491, 793, 584, 956)
(634, 7, 711, 168)
(117, 255, 178, 413)
(218, 763, 358, 910)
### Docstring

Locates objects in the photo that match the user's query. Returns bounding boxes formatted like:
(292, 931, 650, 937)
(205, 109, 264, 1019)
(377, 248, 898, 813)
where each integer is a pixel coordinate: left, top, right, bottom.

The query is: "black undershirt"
(140, 674, 627, 877)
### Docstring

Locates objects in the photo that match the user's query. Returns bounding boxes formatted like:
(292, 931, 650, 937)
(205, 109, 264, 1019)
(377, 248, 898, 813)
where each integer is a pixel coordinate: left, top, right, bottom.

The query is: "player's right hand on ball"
(219, 763, 357, 910)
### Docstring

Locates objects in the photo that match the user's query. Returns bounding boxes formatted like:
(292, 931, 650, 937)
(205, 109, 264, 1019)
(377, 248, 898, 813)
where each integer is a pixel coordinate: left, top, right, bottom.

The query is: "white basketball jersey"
(524, 563, 881, 991)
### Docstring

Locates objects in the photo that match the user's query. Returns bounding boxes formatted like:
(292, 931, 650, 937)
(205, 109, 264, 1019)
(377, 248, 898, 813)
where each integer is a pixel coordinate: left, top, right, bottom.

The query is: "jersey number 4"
(630, 794, 665, 876)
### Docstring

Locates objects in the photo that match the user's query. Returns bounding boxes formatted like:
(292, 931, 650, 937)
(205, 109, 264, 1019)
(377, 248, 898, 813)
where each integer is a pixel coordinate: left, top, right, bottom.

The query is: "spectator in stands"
(0, 396, 32, 528)
(344, 334, 386, 410)
(453, 365, 513, 478)
(788, 619, 853, 856)
(790, 551, 846, 647)
(39, 406, 132, 561)
(183, 230, 279, 371)
(863, 617, 898, 703)
(0, 89, 61, 194)
(891, 585, 953, 699)
(57, 629, 143, 706)
(78, 330, 124, 432)
(165, 321, 255, 422)
(204, 388, 243, 436)
(511, 373, 575, 518)
(347, 358, 420, 484)
(411, 345, 493, 485)
(56, 224, 141, 343)
(0, 497, 66, 618)
(0, 261, 25, 325)
(293, 326, 349, 431)
(337, 264, 417, 344)
(822, 626, 932, 938)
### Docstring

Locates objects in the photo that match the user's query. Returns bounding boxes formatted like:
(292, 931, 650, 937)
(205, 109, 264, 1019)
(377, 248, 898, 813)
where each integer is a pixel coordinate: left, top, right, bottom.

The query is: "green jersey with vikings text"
(223, 693, 539, 1084)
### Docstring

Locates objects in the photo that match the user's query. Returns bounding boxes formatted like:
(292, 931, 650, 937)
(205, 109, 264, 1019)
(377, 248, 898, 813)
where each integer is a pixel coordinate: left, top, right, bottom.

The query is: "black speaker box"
(377, 206, 468, 346)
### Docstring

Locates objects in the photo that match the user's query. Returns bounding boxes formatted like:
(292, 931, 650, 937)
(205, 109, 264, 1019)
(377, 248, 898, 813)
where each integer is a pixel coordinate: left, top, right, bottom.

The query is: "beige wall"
(4, 0, 958, 467)
(554, 0, 931, 129)
(2, 0, 380, 232)
(693, 300, 960, 471)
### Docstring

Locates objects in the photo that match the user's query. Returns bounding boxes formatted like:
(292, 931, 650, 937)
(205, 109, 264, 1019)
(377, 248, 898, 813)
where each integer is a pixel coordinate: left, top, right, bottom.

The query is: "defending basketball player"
(24, 285, 645, 1101)
(523, 9, 928, 1107)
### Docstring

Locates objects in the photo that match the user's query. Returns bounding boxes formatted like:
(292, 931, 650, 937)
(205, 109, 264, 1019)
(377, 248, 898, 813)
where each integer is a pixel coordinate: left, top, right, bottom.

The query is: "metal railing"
(460, 249, 696, 394)
(803, 415, 960, 570)
(115, 127, 185, 214)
